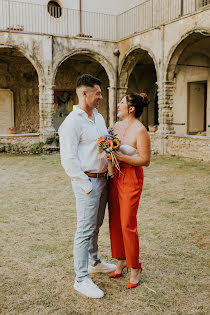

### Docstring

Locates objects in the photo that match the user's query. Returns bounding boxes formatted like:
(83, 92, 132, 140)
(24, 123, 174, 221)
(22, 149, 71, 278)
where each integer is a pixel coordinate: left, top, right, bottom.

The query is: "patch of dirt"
(190, 225, 210, 250)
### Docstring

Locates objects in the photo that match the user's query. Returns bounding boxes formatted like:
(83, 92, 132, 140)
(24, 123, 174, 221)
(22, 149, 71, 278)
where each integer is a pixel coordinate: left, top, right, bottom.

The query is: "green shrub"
(30, 142, 45, 154)
(45, 135, 59, 147)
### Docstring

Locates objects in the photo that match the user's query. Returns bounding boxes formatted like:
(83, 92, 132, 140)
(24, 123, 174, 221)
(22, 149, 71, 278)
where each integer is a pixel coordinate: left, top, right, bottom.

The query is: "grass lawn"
(0, 154, 209, 315)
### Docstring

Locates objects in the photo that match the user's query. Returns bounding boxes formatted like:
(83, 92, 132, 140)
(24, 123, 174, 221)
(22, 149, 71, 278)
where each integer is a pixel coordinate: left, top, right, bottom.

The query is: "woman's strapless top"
(120, 144, 138, 156)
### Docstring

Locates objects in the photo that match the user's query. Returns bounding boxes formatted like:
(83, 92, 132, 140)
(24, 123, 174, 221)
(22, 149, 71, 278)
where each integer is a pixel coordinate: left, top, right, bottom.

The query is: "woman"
(108, 93, 150, 289)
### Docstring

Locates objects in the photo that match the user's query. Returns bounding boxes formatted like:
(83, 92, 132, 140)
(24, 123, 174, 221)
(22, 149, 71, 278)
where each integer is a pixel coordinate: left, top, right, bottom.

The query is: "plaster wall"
(0, 0, 117, 40)
(173, 55, 210, 136)
(1, 1, 209, 42)
(15, 0, 140, 14)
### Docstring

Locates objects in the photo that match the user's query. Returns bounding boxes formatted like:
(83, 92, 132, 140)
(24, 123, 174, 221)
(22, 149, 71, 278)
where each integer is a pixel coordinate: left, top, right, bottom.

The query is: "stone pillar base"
(39, 84, 56, 141)
(39, 127, 56, 142)
(157, 81, 175, 134)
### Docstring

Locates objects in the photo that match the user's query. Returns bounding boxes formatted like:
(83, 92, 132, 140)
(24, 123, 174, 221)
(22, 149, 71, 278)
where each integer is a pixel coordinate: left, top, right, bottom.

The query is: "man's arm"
(58, 119, 92, 193)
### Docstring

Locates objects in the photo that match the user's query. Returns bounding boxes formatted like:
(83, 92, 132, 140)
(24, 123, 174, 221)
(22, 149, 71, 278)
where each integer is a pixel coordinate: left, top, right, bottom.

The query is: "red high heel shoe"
(127, 266, 142, 289)
(109, 266, 127, 278)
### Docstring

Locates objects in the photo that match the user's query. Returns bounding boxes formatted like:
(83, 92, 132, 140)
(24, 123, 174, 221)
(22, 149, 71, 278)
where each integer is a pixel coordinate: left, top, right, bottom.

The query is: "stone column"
(118, 86, 128, 103)
(157, 80, 175, 134)
(39, 84, 56, 141)
(108, 87, 116, 127)
(108, 86, 128, 127)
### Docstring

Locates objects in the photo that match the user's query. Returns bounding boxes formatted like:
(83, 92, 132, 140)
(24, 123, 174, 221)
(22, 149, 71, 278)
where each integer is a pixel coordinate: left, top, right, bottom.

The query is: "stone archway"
(53, 50, 115, 129)
(53, 49, 115, 88)
(165, 29, 210, 81)
(119, 46, 158, 128)
(165, 30, 210, 136)
(0, 46, 40, 133)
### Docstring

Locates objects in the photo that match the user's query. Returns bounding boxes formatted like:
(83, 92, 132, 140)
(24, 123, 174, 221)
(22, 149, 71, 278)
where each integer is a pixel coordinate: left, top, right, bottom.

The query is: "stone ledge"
(0, 134, 40, 147)
(149, 132, 210, 140)
(167, 134, 210, 140)
(0, 133, 40, 137)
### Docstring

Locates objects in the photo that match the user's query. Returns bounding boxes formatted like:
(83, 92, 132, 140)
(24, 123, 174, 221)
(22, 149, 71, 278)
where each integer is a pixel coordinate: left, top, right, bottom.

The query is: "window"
(202, 0, 210, 6)
(48, 1, 62, 18)
(196, 0, 210, 9)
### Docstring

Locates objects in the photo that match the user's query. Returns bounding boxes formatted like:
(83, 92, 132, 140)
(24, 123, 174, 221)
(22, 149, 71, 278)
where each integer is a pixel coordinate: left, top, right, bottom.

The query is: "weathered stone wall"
(0, 134, 40, 146)
(0, 55, 39, 133)
(150, 133, 210, 162)
(166, 135, 210, 162)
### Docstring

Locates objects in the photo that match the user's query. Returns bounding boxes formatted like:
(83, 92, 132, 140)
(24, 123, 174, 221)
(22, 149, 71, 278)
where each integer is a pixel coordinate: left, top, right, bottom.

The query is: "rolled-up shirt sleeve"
(58, 118, 92, 193)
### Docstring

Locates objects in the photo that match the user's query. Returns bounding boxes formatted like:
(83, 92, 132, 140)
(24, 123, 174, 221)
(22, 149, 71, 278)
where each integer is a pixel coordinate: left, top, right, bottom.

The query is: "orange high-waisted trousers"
(108, 162, 144, 269)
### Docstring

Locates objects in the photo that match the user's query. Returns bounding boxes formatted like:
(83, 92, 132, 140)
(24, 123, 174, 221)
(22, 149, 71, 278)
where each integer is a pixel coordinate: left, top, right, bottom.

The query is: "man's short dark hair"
(76, 74, 101, 88)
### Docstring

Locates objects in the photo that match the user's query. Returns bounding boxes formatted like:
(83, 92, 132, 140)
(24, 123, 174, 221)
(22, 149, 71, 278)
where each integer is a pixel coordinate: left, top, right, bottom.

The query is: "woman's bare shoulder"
(135, 120, 146, 130)
(135, 121, 149, 137)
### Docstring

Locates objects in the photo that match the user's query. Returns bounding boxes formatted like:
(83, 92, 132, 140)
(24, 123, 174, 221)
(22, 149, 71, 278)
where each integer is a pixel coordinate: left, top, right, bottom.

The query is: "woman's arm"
(115, 127, 151, 167)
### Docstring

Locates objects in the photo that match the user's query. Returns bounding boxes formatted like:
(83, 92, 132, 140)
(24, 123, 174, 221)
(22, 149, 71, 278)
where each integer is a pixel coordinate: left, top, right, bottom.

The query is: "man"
(58, 74, 116, 299)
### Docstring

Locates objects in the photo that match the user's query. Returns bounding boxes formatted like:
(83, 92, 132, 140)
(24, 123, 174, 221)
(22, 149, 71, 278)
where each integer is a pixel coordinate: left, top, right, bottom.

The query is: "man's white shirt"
(58, 105, 108, 193)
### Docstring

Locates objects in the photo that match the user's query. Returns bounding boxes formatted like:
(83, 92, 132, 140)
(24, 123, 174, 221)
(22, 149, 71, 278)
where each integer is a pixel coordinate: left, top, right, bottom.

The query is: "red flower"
(98, 137, 105, 145)
(106, 140, 113, 148)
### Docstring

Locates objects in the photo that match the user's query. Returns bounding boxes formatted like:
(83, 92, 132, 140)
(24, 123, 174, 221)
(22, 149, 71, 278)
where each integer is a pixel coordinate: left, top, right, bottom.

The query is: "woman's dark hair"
(76, 74, 101, 88)
(126, 93, 149, 118)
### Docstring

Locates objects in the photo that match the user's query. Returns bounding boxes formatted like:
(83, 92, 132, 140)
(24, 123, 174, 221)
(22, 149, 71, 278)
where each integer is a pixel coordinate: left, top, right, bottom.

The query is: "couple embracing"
(58, 74, 150, 299)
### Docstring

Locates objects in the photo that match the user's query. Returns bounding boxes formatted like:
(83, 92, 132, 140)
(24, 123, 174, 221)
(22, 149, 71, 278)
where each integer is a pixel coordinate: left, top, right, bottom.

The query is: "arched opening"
(0, 47, 39, 134)
(54, 54, 109, 131)
(120, 48, 158, 128)
(166, 32, 210, 136)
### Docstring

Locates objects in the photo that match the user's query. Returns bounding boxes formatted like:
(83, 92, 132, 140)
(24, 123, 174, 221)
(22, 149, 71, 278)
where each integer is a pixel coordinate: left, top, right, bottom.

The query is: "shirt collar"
(73, 105, 98, 118)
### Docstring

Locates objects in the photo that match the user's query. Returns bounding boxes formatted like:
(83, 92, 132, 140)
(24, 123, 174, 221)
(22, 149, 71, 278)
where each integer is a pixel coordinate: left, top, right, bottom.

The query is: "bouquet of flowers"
(98, 129, 121, 176)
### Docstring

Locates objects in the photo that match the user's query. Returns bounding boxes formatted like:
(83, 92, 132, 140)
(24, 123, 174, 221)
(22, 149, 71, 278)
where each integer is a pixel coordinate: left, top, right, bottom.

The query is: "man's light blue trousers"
(72, 177, 107, 281)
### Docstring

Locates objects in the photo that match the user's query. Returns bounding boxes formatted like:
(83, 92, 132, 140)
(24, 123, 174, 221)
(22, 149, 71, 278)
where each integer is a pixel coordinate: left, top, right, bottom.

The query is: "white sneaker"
(88, 261, 116, 274)
(73, 278, 104, 299)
